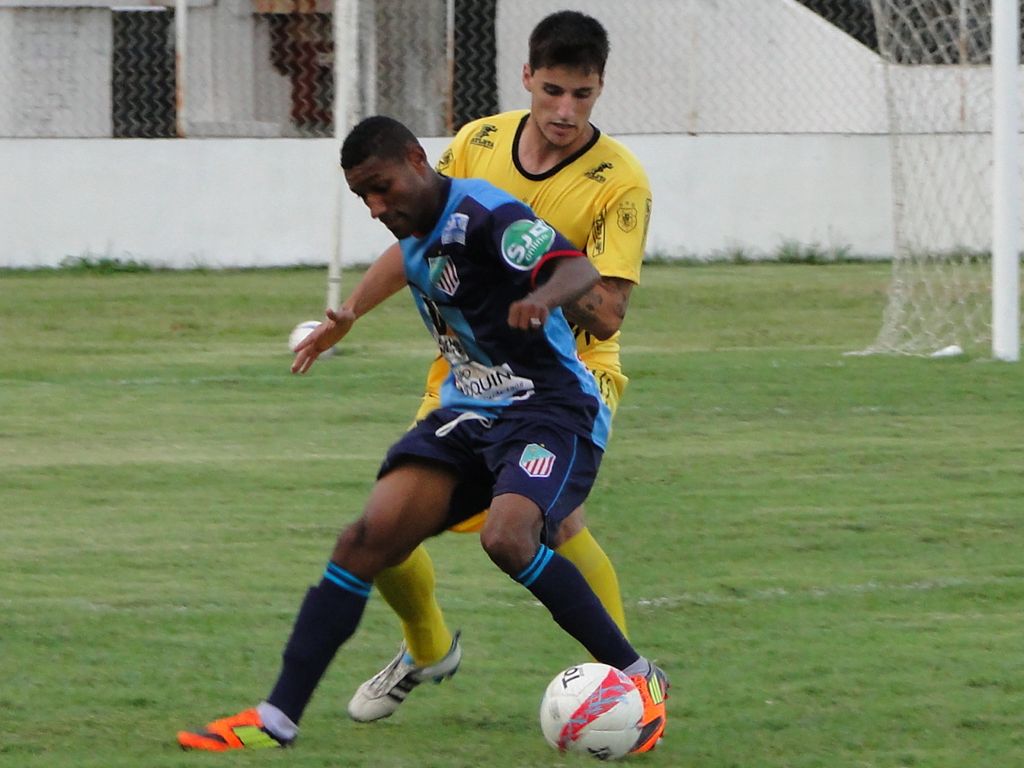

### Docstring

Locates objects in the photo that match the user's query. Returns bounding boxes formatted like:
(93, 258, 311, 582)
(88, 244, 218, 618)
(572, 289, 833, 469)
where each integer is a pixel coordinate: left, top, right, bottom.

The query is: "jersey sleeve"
(587, 184, 652, 286)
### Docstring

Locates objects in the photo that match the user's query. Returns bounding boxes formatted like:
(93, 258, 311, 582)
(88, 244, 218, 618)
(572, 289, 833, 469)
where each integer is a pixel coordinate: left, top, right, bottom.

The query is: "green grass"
(1, 263, 1023, 767)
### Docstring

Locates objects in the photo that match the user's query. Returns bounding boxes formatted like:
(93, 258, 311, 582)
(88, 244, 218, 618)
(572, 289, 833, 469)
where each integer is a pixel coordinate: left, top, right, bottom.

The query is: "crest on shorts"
(519, 443, 556, 478)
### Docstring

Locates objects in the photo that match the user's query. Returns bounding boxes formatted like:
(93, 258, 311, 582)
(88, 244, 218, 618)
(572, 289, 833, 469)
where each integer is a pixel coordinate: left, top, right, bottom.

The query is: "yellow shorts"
(414, 355, 627, 533)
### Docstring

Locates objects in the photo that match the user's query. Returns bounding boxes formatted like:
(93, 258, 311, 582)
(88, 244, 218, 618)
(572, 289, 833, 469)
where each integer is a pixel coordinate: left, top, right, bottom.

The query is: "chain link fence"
(4, 0, 1005, 140)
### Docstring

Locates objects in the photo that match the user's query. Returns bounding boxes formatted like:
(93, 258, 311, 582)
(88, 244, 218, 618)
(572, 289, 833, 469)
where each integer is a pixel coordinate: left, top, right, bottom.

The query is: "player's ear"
(521, 63, 533, 92)
(406, 142, 429, 171)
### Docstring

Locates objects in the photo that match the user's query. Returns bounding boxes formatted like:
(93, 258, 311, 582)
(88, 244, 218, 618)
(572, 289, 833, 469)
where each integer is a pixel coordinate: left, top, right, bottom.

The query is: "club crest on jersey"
(617, 201, 638, 232)
(441, 212, 469, 245)
(436, 148, 454, 173)
(501, 219, 555, 270)
(518, 443, 556, 478)
(428, 255, 460, 297)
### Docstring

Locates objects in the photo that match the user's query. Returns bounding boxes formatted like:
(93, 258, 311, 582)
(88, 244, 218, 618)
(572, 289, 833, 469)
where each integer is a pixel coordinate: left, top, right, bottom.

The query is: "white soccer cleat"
(347, 632, 462, 722)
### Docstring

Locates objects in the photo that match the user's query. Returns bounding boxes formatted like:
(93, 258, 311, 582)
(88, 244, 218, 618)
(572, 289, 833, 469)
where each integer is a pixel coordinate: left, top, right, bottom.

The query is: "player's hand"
(291, 307, 357, 374)
(508, 298, 549, 332)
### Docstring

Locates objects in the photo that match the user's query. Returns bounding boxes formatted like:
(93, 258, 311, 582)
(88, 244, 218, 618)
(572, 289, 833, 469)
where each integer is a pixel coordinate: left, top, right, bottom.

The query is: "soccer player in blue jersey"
(290, 13, 667, 754)
(176, 115, 667, 752)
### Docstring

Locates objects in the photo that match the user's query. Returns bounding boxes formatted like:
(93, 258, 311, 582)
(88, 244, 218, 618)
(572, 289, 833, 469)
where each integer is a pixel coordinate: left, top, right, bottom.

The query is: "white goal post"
(327, 0, 360, 313)
(991, 0, 1020, 361)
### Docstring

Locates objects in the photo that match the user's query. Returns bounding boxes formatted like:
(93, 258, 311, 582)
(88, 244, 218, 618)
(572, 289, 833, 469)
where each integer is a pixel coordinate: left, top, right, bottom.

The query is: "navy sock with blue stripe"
(515, 545, 639, 670)
(266, 562, 371, 724)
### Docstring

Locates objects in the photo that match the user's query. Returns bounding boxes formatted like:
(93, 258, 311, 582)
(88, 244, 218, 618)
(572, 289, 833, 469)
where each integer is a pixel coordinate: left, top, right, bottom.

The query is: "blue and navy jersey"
(399, 177, 611, 450)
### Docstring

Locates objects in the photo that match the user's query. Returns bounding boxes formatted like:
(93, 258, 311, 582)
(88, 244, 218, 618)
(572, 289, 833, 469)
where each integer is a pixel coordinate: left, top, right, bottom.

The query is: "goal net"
(864, 0, 1022, 356)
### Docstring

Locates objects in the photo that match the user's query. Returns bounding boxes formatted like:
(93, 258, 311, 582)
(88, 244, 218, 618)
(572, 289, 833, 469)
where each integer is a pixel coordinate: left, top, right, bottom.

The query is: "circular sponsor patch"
(501, 219, 555, 270)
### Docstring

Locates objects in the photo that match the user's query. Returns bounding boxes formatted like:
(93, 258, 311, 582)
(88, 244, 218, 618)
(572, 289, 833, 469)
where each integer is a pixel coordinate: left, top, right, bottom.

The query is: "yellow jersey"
(417, 109, 651, 420)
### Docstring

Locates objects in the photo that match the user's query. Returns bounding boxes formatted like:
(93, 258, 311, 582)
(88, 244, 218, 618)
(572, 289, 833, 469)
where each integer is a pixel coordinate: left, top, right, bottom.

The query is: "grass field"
(2, 262, 1023, 768)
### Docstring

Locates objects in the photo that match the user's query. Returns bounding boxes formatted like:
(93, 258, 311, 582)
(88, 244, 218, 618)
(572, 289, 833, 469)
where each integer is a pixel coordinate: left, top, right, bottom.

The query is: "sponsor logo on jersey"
(453, 361, 535, 401)
(616, 201, 638, 233)
(421, 295, 448, 335)
(518, 443, 556, 478)
(591, 211, 606, 256)
(584, 161, 613, 183)
(441, 212, 469, 245)
(437, 333, 469, 364)
(470, 124, 498, 149)
(428, 255, 460, 297)
(501, 219, 555, 270)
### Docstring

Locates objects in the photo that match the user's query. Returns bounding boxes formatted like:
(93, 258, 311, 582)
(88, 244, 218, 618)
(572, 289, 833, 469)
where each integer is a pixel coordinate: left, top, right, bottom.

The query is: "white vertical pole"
(328, 0, 359, 311)
(174, 0, 187, 137)
(992, 0, 1020, 361)
(445, 0, 455, 133)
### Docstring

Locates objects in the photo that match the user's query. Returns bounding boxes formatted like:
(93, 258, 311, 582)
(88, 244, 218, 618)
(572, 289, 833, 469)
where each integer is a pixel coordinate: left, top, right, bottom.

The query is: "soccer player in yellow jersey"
(292, 10, 665, 753)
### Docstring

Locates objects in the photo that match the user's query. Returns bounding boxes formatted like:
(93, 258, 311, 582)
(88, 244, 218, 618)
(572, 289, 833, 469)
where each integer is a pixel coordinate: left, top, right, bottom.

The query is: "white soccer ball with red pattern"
(539, 663, 643, 761)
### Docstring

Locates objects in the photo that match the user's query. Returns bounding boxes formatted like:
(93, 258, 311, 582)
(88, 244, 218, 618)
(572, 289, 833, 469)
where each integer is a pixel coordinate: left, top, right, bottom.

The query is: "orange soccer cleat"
(629, 664, 669, 753)
(177, 707, 289, 752)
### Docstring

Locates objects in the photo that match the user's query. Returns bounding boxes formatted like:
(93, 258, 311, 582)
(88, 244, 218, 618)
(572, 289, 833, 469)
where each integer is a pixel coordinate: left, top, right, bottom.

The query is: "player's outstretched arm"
(290, 243, 407, 375)
(341, 241, 408, 318)
(508, 256, 600, 332)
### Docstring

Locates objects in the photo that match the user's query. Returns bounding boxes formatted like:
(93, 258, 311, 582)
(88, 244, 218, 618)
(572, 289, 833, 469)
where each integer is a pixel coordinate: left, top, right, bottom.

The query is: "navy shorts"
(378, 408, 603, 541)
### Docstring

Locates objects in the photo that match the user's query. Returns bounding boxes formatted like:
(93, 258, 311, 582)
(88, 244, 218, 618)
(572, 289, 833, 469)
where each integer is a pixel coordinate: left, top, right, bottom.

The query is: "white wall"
(0, 132, 893, 270)
(631, 133, 892, 260)
(0, 138, 338, 268)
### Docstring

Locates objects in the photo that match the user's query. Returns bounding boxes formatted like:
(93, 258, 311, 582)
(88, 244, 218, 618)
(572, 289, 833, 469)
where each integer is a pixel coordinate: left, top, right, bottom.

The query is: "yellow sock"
(374, 545, 453, 666)
(556, 527, 629, 638)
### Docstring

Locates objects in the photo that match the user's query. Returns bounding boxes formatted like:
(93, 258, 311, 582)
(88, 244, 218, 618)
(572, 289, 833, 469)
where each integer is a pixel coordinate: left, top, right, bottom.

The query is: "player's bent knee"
(331, 518, 400, 577)
(481, 495, 545, 573)
(479, 528, 535, 575)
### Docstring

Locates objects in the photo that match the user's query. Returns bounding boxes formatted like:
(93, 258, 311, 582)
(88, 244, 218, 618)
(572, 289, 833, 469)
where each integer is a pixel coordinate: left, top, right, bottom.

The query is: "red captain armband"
(530, 249, 587, 288)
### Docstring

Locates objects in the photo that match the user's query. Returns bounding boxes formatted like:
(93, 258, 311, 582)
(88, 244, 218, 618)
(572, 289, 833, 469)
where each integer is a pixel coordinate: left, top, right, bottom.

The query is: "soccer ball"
(288, 319, 334, 357)
(288, 320, 321, 352)
(539, 663, 643, 761)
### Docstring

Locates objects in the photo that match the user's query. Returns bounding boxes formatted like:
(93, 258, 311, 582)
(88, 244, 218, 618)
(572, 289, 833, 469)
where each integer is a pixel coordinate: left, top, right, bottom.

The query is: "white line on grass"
(507, 575, 1018, 612)
(632, 576, 998, 607)
(4, 576, 1017, 615)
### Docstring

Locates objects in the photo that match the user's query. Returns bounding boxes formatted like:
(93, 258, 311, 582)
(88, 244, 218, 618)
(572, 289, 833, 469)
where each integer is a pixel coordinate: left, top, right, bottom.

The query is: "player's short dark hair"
(340, 115, 420, 170)
(528, 10, 609, 77)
